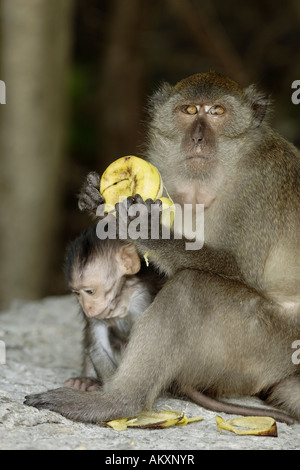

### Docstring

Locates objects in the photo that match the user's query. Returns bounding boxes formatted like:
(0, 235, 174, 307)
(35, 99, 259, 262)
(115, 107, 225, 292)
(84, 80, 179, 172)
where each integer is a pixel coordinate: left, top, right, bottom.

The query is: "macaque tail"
(185, 386, 294, 425)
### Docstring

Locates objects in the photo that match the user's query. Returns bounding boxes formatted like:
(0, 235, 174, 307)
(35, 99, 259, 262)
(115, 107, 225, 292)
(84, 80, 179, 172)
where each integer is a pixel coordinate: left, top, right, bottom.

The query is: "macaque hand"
(63, 376, 102, 392)
(78, 171, 104, 214)
(115, 194, 163, 239)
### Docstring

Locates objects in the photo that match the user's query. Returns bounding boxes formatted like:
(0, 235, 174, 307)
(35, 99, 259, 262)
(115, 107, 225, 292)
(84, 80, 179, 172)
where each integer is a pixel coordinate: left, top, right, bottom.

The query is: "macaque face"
(70, 260, 124, 319)
(69, 243, 141, 320)
(174, 101, 228, 174)
(148, 73, 261, 185)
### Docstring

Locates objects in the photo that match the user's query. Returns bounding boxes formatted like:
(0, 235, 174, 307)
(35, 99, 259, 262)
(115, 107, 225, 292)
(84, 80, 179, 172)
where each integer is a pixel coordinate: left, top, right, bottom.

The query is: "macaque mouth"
(185, 154, 213, 173)
(186, 155, 210, 165)
(187, 155, 209, 161)
(184, 140, 210, 159)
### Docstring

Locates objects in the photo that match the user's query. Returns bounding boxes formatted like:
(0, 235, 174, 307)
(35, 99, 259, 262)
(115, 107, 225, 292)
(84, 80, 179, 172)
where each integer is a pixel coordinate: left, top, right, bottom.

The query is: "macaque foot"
(78, 171, 103, 213)
(24, 387, 101, 422)
(24, 387, 140, 423)
(63, 377, 102, 391)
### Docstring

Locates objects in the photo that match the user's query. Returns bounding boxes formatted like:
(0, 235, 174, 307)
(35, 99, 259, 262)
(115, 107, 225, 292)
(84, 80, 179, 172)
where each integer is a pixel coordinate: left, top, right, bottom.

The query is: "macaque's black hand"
(78, 171, 104, 214)
(115, 194, 163, 239)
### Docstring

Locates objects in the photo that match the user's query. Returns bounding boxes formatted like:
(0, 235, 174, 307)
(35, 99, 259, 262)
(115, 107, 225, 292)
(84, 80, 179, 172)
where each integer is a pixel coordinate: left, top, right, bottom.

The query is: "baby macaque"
(63, 225, 163, 391)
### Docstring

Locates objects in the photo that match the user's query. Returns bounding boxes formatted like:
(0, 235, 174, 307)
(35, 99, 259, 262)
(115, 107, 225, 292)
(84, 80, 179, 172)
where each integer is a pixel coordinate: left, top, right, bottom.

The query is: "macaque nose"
(192, 135, 203, 144)
(82, 301, 96, 318)
(191, 122, 204, 144)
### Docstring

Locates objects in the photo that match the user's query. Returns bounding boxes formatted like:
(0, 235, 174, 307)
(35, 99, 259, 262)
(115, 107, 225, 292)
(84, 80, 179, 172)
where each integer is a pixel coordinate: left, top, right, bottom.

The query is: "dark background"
(0, 0, 299, 309)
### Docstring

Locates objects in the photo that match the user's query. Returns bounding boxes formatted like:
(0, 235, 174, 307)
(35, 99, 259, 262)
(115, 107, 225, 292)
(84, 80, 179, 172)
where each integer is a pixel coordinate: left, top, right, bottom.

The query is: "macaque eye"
(183, 105, 198, 115)
(72, 290, 80, 297)
(85, 289, 95, 296)
(209, 105, 225, 115)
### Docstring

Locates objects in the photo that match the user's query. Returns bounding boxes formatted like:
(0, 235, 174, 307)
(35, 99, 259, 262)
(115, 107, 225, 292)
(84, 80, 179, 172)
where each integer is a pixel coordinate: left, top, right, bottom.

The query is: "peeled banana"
(100, 156, 163, 206)
(100, 155, 175, 227)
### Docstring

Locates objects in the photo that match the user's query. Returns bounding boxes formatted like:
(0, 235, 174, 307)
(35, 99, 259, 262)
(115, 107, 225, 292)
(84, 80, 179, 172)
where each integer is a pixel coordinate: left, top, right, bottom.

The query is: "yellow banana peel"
(215, 415, 278, 437)
(101, 410, 203, 431)
(100, 156, 163, 206)
(99, 155, 175, 228)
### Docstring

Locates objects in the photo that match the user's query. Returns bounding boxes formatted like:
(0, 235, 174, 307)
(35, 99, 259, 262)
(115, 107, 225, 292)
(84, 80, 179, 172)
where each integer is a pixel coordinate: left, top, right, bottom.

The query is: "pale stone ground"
(0, 295, 299, 451)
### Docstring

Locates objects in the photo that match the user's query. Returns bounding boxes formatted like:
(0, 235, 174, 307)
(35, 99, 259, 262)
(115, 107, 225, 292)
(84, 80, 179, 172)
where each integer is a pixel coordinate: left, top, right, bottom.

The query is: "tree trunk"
(98, 0, 147, 170)
(0, 0, 74, 308)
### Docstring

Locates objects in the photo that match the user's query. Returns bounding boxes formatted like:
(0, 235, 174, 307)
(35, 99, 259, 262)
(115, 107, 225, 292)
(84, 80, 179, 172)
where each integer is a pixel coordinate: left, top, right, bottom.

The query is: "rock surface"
(0, 295, 299, 450)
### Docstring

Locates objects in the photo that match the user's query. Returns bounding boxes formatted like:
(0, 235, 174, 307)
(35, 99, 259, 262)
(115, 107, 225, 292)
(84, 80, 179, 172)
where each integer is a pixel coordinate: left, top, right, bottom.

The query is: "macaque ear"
(117, 243, 141, 275)
(244, 84, 269, 127)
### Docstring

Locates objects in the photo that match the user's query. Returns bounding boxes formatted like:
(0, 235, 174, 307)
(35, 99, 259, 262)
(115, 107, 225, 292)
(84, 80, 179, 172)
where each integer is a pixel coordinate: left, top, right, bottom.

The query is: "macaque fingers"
(63, 377, 102, 392)
(114, 195, 163, 239)
(78, 172, 103, 213)
(86, 171, 100, 187)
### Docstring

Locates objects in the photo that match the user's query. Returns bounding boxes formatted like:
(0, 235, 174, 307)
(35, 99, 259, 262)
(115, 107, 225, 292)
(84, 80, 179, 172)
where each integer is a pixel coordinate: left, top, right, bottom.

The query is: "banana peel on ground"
(216, 415, 278, 437)
(99, 410, 203, 431)
(100, 411, 278, 436)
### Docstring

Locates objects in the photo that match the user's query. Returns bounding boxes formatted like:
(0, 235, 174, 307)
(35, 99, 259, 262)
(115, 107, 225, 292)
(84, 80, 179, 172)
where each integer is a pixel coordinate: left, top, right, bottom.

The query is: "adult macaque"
(63, 225, 162, 390)
(25, 72, 300, 424)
